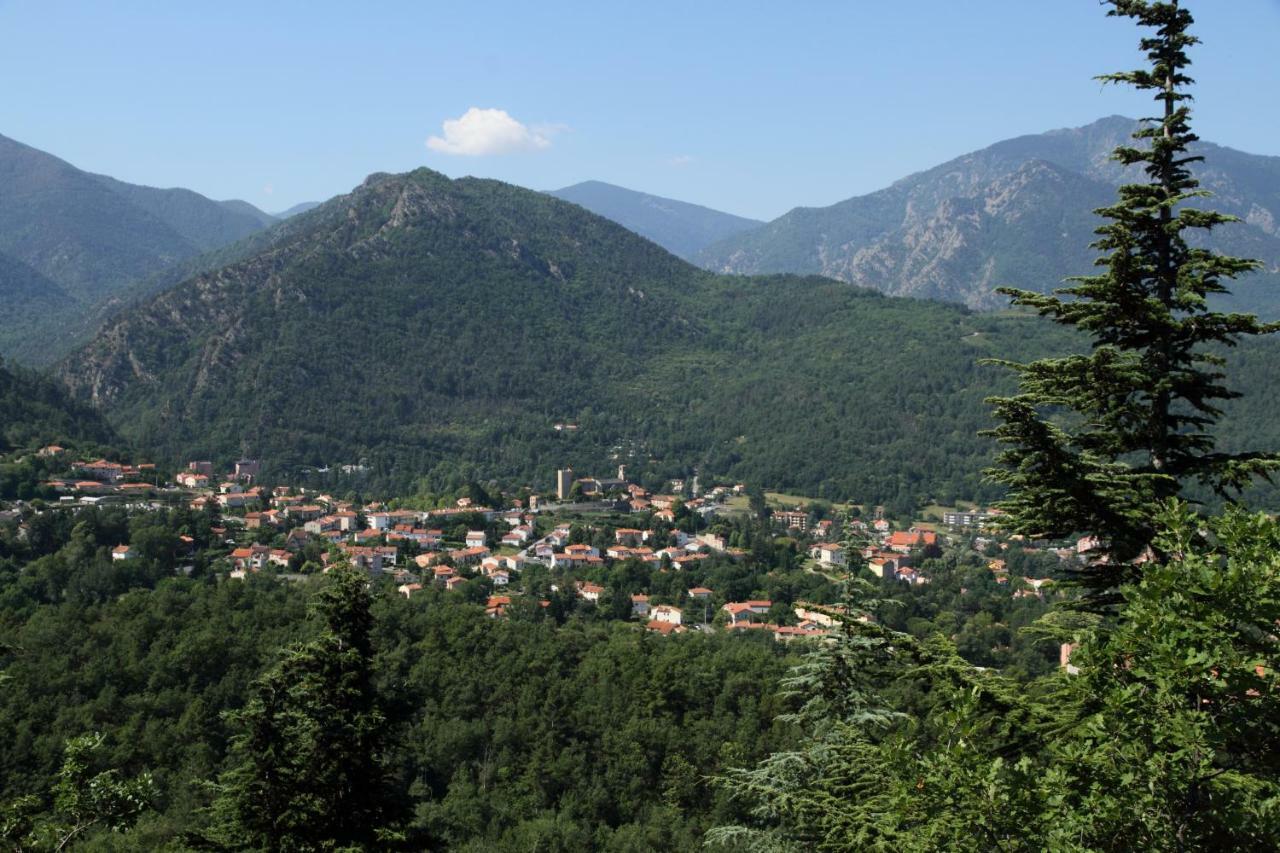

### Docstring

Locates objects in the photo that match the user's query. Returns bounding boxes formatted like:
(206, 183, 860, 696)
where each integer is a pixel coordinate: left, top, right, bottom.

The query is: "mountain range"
(54, 167, 1080, 506)
(694, 116, 1280, 314)
(0, 133, 278, 363)
(547, 181, 762, 260)
(53, 163, 1280, 507)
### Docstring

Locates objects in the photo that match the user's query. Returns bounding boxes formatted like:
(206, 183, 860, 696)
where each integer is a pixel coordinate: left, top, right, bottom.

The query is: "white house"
(651, 604, 683, 625)
(809, 543, 847, 567)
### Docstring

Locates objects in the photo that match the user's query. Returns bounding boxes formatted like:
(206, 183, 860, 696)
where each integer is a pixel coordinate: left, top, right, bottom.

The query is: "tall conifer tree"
(207, 567, 398, 850)
(984, 0, 1278, 597)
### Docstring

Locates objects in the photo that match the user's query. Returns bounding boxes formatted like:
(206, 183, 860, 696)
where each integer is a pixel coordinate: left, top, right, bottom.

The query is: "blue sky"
(2, 1, 1277, 220)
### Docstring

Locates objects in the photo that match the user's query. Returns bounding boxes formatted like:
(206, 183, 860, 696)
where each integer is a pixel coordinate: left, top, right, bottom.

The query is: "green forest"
(1, 2, 1278, 850)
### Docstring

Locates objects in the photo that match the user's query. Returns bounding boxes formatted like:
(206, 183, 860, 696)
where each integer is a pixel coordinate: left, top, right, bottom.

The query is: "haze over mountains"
(695, 116, 1280, 314)
(0, 133, 278, 363)
(273, 201, 322, 219)
(548, 181, 762, 260)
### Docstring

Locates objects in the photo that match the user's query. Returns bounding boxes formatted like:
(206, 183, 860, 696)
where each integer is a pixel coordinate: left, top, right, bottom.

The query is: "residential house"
(651, 604, 683, 625)
(176, 471, 210, 489)
(809, 543, 847, 566)
(867, 555, 898, 579)
(576, 581, 604, 603)
(773, 509, 808, 531)
(886, 529, 938, 554)
(288, 504, 325, 523)
(614, 528, 647, 546)
(449, 546, 490, 567)
(696, 532, 727, 551)
(793, 604, 844, 627)
(721, 600, 772, 625)
(774, 625, 831, 642)
(230, 546, 270, 572)
(79, 459, 124, 482)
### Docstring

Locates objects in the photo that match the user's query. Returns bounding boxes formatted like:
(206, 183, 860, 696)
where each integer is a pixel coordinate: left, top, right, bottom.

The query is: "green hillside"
(0, 133, 276, 364)
(0, 358, 116, 454)
(58, 167, 1280, 508)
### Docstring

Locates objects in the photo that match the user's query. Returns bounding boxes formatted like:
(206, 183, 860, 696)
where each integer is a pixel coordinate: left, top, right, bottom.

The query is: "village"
(4, 447, 1075, 646)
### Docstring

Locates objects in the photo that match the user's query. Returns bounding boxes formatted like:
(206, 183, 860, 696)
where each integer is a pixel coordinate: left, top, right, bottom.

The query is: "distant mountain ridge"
(696, 116, 1280, 314)
(548, 180, 762, 260)
(0, 133, 277, 363)
(273, 201, 322, 219)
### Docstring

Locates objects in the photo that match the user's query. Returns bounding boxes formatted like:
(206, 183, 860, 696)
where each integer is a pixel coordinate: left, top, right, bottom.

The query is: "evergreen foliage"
(207, 567, 399, 850)
(0, 358, 117, 455)
(710, 503, 1280, 852)
(984, 0, 1279, 596)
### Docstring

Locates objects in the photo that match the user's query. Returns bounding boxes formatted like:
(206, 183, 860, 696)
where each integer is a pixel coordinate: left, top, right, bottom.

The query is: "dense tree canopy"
(985, 0, 1279, 596)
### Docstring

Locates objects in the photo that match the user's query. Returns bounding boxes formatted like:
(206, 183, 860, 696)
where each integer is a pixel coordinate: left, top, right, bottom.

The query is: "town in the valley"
(3, 446, 1073, 651)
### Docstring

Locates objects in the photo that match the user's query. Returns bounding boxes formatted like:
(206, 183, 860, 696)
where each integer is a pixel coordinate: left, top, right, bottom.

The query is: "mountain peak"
(697, 117, 1280, 315)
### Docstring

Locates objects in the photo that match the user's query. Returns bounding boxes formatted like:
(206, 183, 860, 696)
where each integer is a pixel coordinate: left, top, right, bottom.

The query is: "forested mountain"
(0, 358, 117, 453)
(0, 252, 77, 362)
(696, 116, 1280, 314)
(54, 166, 1280, 509)
(549, 180, 763, 260)
(0, 133, 276, 363)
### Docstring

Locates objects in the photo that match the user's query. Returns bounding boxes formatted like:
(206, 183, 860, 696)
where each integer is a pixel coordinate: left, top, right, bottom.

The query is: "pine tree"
(207, 567, 399, 850)
(984, 0, 1279, 598)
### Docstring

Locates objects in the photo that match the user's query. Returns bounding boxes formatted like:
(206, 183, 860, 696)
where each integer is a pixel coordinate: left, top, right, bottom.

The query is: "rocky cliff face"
(697, 116, 1280, 313)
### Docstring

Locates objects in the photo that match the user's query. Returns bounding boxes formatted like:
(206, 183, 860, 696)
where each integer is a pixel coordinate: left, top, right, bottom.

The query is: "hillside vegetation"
(0, 133, 275, 363)
(58, 167, 1280, 508)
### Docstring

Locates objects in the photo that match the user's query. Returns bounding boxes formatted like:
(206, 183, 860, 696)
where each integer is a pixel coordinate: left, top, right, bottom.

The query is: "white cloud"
(262, 182, 275, 195)
(426, 107, 552, 156)
(668, 154, 695, 167)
